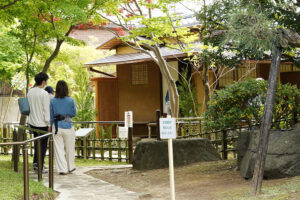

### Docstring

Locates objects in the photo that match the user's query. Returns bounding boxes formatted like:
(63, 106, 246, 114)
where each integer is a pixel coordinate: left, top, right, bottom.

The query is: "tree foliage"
(96, 0, 185, 117)
(0, 0, 104, 89)
(204, 79, 300, 131)
(0, 25, 25, 82)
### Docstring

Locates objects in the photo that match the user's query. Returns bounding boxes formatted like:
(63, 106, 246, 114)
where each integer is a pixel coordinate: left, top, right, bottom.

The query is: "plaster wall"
(0, 97, 20, 123)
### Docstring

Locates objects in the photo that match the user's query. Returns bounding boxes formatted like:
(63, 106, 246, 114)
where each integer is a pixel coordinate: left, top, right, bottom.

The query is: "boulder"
(238, 123, 300, 179)
(133, 138, 221, 170)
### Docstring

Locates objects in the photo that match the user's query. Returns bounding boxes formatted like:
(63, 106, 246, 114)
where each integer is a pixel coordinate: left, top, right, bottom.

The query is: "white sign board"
(125, 111, 133, 128)
(160, 118, 176, 139)
(75, 128, 94, 138)
(118, 127, 128, 139)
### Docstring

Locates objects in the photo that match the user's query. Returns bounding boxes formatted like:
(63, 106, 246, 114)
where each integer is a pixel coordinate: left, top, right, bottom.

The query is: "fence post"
(3, 124, 7, 154)
(117, 125, 122, 162)
(222, 130, 228, 160)
(83, 137, 87, 160)
(49, 135, 54, 189)
(23, 143, 29, 200)
(13, 128, 18, 172)
(128, 127, 133, 164)
(37, 139, 42, 181)
(156, 109, 161, 140)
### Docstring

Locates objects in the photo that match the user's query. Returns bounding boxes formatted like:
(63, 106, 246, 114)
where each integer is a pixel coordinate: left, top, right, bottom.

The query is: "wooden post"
(252, 37, 282, 195)
(49, 135, 54, 189)
(23, 143, 29, 200)
(156, 109, 161, 140)
(126, 137, 129, 164)
(222, 130, 227, 160)
(117, 125, 122, 162)
(83, 137, 87, 160)
(13, 128, 18, 172)
(100, 127, 104, 160)
(128, 127, 133, 164)
(37, 139, 42, 181)
(92, 131, 96, 159)
(3, 124, 7, 154)
(108, 129, 112, 161)
(0, 124, 2, 154)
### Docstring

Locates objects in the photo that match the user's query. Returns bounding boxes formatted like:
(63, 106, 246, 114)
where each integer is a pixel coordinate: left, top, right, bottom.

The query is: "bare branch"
(126, 2, 137, 15)
(205, 30, 228, 39)
(133, 0, 143, 16)
(50, 12, 56, 31)
(0, 0, 18, 10)
(99, 13, 130, 32)
(120, 5, 138, 16)
(281, 28, 300, 47)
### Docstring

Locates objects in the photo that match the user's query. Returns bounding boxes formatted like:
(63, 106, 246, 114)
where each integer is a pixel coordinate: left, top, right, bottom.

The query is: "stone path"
(30, 165, 140, 200)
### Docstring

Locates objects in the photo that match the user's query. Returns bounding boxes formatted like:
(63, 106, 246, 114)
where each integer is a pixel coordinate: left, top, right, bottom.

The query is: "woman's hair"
(55, 80, 69, 98)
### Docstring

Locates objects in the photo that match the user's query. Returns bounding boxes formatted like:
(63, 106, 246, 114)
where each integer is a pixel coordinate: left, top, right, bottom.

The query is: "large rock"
(238, 123, 300, 179)
(133, 138, 221, 170)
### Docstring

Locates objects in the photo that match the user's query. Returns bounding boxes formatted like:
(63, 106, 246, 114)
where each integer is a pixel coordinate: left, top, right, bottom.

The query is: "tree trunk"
(151, 45, 179, 117)
(252, 36, 282, 195)
(42, 25, 74, 73)
(201, 64, 210, 110)
(42, 39, 64, 73)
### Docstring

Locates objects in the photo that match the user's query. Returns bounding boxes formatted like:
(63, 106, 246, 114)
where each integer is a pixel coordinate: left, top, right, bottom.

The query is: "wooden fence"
(72, 121, 133, 163)
(177, 118, 246, 159)
(2, 118, 294, 161)
(0, 122, 134, 163)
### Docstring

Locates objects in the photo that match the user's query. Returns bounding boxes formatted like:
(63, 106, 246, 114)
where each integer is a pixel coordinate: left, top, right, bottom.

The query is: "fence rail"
(0, 121, 247, 161)
(0, 125, 54, 200)
(1, 117, 297, 162)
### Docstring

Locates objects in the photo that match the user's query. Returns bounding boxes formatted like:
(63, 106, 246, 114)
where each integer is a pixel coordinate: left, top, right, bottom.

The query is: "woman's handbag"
(18, 98, 30, 115)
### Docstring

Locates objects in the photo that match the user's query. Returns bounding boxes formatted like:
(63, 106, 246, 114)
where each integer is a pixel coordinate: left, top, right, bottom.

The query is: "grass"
(0, 157, 55, 200)
(0, 155, 126, 200)
(219, 173, 300, 200)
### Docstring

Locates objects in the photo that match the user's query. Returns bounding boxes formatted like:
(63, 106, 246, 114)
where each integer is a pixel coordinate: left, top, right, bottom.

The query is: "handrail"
(25, 132, 53, 143)
(0, 125, 54, 200)
(72, 121, 150, 125)
(0, 126, 53, 146)
(17, 125, 49, 134)
(0, 141, 26, 146)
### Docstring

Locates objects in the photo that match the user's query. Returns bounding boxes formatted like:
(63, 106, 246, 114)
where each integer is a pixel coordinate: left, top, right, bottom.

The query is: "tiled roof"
(85, 47, 186, 66)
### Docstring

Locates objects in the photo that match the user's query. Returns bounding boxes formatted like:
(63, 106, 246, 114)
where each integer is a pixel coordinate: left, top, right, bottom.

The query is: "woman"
(50, 80, 77, 175)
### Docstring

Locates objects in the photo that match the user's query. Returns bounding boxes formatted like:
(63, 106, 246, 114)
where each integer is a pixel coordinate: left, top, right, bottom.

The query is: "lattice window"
(292, 64, 300, 71)
(238, 63, 257, 81)
(218, 67, 234, 88)
(218, 63, 257, 88)
(131, 64, 148, 85)
(280, 64, 292, 72)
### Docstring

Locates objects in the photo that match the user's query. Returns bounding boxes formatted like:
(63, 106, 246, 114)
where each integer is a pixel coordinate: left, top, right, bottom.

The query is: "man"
(27, 72, 51, 173)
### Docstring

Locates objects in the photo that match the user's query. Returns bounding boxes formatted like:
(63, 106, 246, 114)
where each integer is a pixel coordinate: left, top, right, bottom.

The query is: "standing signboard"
(124, 111, 133, 128)
(118, 127, 128, 139)
(160, 117, 176, 200)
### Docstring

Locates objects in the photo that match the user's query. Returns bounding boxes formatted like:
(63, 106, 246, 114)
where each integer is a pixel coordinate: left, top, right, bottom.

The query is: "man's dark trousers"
(29, 125, 49, 170)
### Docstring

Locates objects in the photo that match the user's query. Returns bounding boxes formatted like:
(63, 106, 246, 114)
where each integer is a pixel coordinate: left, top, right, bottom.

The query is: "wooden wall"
(117, 61, 161, 122)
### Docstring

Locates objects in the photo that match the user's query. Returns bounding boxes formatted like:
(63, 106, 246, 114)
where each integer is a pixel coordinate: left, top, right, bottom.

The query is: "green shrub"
(73, 66, 96, 125)
(204, 79, 300, 130)
(178, 69, 199, 117)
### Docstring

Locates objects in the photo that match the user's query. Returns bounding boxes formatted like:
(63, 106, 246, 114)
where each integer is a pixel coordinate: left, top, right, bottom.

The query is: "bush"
(177, 69, 199, 117)
(204, 79, 300, 130)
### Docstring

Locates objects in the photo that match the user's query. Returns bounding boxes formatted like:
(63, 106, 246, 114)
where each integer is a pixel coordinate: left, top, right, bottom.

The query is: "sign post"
(160, 117, 176, 200)
(125, 111, 133, 163)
